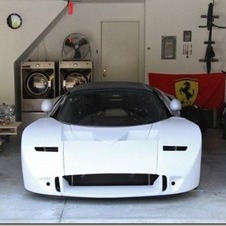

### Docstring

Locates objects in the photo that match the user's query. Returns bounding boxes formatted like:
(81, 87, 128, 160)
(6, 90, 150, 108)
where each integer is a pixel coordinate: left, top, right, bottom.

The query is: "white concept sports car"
(21, 82, 202, 198)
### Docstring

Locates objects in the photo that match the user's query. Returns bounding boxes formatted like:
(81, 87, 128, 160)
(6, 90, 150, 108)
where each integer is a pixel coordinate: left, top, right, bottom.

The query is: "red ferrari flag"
(149, 73, 225, 110)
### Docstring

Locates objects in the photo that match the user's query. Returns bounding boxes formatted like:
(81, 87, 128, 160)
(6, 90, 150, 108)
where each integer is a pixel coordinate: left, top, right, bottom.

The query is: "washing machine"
(21, 61, 56, 128)
(58, 60, 92, 95)
(21, 61, 56, 111)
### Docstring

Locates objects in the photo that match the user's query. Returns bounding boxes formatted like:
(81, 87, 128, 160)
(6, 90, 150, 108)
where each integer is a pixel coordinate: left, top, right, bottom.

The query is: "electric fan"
(62, 33, 91, 60)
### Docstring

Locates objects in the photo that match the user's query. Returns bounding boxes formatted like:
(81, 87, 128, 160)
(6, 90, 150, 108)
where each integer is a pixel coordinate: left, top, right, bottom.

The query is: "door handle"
(102, 69, 107, 77)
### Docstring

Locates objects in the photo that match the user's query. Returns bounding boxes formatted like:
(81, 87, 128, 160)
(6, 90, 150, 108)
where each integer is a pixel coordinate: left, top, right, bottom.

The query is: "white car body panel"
(63, 125, 157, 175)
(64, 140, 158, 175)
(21, 116, 202, 198)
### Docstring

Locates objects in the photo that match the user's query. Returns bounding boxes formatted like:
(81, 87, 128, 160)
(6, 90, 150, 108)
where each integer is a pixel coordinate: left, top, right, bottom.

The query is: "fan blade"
(74, 49, 81, 59)
(78, 37, 88, 46)
(63, 46, 75, 59)
(65, 38, 75, 48)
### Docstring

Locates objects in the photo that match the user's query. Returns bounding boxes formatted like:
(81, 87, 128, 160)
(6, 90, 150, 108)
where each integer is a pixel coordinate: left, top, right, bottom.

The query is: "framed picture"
(161, 36, 177, 59)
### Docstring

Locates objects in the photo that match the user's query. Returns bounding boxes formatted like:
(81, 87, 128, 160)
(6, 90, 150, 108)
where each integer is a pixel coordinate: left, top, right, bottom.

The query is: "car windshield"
(56, 89, 169, 126)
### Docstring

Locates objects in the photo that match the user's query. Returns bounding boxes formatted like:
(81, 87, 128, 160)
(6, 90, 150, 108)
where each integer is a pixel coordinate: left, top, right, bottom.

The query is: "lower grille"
(63, 174, 159, 186)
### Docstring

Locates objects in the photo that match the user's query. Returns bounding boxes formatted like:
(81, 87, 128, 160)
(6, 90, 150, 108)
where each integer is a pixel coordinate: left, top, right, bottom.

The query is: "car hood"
(62, 123, 158, 175)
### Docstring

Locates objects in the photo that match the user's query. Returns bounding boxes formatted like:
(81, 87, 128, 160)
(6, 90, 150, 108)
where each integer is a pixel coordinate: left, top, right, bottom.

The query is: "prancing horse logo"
(175, 79, 199, 106)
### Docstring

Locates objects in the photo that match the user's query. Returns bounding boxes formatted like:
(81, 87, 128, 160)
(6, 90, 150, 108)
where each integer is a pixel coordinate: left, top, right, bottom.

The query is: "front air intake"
(162, 175, 167, 191)
(55, 177, 61, 192)
(35, 147, 58, 152)
(63, 174, 159, 186)
(163, 146, 187, 151)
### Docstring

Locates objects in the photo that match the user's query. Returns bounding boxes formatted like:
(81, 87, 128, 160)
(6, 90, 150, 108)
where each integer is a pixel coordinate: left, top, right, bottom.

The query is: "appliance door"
(24, 72, 52, 98)
(63, 72, 87, 92)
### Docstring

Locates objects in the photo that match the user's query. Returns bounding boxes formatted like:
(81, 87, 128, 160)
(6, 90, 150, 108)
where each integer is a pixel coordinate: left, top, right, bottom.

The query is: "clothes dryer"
(58, 60, 92, 95)
(21, 61, 56, 112)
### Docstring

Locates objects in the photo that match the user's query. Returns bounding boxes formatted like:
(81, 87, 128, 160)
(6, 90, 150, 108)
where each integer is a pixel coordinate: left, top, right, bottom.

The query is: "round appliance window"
(26, 72, 50, 97)
(65, 72, 87, 90)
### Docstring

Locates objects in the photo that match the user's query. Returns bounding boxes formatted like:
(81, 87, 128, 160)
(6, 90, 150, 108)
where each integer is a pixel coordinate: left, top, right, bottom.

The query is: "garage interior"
(1, 0, 226, 223)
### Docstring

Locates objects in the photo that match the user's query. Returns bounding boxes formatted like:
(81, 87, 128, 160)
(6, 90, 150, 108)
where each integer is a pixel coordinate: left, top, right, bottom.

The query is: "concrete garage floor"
(0, 128, 226, 224)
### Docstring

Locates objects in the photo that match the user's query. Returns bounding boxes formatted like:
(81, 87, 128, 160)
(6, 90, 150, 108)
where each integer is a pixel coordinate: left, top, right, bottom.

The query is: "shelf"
(0, 122, 22, 135)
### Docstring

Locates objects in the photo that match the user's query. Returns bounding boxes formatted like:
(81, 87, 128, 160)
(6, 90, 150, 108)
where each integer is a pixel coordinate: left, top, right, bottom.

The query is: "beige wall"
(26, 2, 145, 82)
(0, 0, 226, 106)
(0, 0, 65, 105)
(145, 0, 226, 74)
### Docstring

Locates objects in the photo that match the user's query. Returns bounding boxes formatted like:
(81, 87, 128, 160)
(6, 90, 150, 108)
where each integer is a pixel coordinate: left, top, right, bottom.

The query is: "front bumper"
(23, 170, 200, 198)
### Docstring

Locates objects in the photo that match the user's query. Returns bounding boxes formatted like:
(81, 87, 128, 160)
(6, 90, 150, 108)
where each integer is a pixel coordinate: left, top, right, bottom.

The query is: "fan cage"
(61, 33, 91, 60)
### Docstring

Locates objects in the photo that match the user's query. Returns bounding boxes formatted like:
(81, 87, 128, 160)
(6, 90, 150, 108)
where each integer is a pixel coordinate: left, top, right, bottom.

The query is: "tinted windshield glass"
(56, 89, 168, 126)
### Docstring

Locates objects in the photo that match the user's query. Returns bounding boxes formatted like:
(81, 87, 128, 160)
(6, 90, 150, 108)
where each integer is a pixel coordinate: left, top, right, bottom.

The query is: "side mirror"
(170, 99, 182, 111)
(41, 99, 53, 113)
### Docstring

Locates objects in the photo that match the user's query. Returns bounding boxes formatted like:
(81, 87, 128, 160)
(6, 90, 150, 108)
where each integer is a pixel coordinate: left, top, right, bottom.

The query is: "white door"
(101, 21, 140, 82)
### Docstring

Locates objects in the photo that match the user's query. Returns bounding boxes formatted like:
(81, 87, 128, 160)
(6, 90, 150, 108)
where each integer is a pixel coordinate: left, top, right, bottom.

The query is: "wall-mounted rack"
(199, 2, 226, 74)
